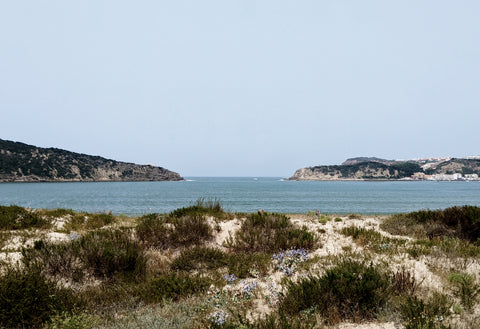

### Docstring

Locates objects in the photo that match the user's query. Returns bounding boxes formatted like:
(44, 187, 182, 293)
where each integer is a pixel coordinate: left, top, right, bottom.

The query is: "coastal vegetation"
(0, 202, 479, 328)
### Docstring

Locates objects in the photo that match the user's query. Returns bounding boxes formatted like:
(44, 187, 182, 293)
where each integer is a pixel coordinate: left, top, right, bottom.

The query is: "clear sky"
(1, 1, 479, 177)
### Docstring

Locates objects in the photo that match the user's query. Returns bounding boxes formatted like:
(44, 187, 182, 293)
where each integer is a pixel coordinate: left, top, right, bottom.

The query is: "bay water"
(0, 177, 479, 215)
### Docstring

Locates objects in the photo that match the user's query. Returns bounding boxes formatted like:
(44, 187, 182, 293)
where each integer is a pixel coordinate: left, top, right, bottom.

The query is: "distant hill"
(289, 161, 422, 181)
(342, 157, 398, 166)
(0, 139, 183, 182)
(426, 158, 480, 176)
(289, 157, 480, 181)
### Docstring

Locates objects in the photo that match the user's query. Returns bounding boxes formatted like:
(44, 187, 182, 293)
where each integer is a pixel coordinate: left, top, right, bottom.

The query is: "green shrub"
(448, 272, 480, 310)
(171, 246, 229, 272)
(406, 237, 480, 260)
(381, 206, 480, 242)
(341, 225, 405, 253)
(400, 294, 452, 329)
(23, 229, 146, 282)
(136, 213, 170, 248)
(231, 212, 317, 253)
(169, 198, 228, 219)
(37, 208, 76, 219)
(64, 212, 115, 231)
(138, 272, 211, 303)
(84, 213, 115, 229)
(342, 226, 379, 240)
(279, 259, 389, 324)
(79, 229, 146, 280)
(171, 247, 270, 279)
(0, 265, 77, 328)
(45, 310, 98, 329)
(137, 213, 213, 249)
(0, 205, 49, 230)
(170, 214, 213, 247)
(23, 240, 84, 281)
(381, 214, 426, 238)
(439, 238, 480, 258)
(226, 252, 271, 278)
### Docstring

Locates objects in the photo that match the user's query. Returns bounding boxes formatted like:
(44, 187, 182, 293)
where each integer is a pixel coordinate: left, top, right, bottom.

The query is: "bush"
(0, 205, 49, 230)
(137, 213, 213, 249)
(170, 246, 229, 272)
(0, 265, 77, 328)
(37, 208, 76, 219)
(138, 272, 211, 303)
(341, 226, 405, 253)
(400, 294, 451, 329)
(231, 212, 317, 253)
(170, 214, 213, 247)
(381, 206, 480, 242)
(65, 212, 115, 231)
(45, 310, 98, 329)
(226, 252, 271, 278)
(136, 213, 170, 248)
(23, 229, 146, 282)
(168, 198, 228, 219)
(391, 267, 419, 297)
(79, 229, 146, 280)
(279, 259, 389, 324)
(170, 247, 270, 279)
(448, 272, 480, 310)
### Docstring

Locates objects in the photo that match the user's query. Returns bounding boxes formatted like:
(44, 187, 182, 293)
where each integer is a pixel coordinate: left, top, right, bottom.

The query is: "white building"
(465, 174, 479, 180)
(430, 173, 463, 181)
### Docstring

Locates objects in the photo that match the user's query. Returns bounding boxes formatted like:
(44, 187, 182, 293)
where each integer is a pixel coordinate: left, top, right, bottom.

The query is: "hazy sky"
(1, 1, 479, 176)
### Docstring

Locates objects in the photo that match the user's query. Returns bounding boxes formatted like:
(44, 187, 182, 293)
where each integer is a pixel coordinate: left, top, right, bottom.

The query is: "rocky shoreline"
(289, 157, 480, 181)
(0, 139, 183, 182)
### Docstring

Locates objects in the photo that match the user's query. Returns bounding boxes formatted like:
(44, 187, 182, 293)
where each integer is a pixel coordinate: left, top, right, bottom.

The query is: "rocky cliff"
(289, 158, 480, 181)
(0, 139, 183, 182)
(289, 161, 423, 181)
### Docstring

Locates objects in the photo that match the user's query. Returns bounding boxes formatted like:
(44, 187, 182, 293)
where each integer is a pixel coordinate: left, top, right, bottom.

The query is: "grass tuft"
(168, 197, 230, 220)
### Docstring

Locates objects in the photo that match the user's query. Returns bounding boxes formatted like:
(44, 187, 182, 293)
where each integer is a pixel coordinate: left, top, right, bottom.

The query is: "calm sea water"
(0, 177, 479, 215)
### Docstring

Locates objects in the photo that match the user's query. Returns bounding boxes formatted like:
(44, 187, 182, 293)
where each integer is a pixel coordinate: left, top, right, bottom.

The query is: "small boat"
(253, 178, 258, 181)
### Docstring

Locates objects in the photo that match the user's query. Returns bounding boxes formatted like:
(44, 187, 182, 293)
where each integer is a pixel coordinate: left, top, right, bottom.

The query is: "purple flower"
(223, 273, 238, 284)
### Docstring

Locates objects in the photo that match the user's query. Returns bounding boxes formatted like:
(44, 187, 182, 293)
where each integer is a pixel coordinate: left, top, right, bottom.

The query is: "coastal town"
(409, 172, 479, 181)
(290, 156, 480, 181)
(405, 156, 480, 181)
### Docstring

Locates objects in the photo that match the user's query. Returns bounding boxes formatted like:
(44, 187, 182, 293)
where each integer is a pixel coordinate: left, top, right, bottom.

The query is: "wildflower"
(68, 232, 79, 240)
(207, 310, 229, 325)
(265, 283, 280, 305)
(272, 248, 309, 276)
(241, 280, 258, 298)
(222, 273, 238, 284)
